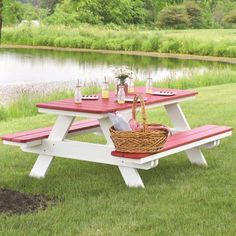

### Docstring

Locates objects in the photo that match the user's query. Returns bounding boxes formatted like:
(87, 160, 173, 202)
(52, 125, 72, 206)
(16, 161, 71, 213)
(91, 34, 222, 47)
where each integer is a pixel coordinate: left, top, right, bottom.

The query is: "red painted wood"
(111, 125, 233, 159)
(2, 119, 99, 143)
(36, 88, 198, 114)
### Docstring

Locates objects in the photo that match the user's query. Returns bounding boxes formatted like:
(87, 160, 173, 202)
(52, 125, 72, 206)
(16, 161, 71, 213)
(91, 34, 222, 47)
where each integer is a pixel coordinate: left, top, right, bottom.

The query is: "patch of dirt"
(0, 188, 56, 215)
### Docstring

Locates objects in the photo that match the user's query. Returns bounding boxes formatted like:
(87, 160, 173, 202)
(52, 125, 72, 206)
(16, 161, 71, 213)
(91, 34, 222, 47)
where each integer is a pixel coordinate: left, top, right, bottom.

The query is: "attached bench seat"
(1, 119, 100, 143)
(112, 125, 233, 159)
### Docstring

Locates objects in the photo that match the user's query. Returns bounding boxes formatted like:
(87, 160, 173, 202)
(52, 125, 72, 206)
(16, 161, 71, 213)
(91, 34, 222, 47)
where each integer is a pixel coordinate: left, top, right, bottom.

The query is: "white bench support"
(118, 166, 144, 188)
(203, 140, 220, 149)
(30, 154, 54, 178)
(29, 115, 75, 178)
(165, 103, 208, 166)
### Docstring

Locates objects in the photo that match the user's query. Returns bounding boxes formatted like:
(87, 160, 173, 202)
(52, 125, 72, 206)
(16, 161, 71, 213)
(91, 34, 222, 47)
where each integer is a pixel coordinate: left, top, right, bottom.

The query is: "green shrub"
(160, 39, 182, 53)
(141, 40, 152, 51)
(122, 39, 136, 51)
(225, 46, 236, 57)
(149, 34, 161, 51)
(105, 38, 123, 50)
(184, 1, 203, 28)
(158, 5, 189, 29)
(224, 10, 236, 24)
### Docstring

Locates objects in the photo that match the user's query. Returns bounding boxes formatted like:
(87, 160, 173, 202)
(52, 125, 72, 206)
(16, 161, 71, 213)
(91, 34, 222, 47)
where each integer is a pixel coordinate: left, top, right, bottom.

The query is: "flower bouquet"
(114, 66, 135, 95)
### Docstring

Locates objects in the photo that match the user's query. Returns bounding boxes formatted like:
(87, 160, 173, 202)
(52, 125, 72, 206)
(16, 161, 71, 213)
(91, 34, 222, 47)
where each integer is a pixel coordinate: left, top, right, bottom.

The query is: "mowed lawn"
(0, 83, 236, 236)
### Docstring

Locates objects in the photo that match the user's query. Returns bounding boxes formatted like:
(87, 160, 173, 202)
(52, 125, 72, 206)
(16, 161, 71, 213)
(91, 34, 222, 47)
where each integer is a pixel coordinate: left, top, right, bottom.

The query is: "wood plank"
(2, 119, 99, 143)
(36, 88, 198, 114)
(111, 125, 233, 159)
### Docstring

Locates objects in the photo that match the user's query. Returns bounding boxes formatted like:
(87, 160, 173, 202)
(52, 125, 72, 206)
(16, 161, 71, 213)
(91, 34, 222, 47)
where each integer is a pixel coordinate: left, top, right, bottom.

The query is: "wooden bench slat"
(2, 119, 99, 143)
(111, 125, 233, 159)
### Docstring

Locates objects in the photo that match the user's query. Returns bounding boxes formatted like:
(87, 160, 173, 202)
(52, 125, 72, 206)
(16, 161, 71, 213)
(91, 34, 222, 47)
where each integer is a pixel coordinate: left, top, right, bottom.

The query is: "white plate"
(152, 91, 176, 96)
(82, 95, 99, 100)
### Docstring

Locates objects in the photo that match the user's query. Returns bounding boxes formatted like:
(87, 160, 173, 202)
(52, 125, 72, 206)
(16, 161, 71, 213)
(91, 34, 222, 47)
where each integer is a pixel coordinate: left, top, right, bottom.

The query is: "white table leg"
(30, 115, 75, 178)
(99, 117, 114, 145)
(99, 116, 145, 188)
(165, 103, 207, 166)
(118, 166, 144, 188)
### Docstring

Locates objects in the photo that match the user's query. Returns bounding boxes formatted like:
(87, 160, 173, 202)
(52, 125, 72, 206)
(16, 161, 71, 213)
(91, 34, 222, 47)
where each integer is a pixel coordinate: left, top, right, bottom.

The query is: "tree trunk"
(0, 0, 3, 42)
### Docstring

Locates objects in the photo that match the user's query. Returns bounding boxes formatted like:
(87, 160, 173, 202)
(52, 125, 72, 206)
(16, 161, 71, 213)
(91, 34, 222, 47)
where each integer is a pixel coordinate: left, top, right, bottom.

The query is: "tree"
(184, 1, 203, 28)
(224, 9, 236, 24)
(158, 5, 189, 29)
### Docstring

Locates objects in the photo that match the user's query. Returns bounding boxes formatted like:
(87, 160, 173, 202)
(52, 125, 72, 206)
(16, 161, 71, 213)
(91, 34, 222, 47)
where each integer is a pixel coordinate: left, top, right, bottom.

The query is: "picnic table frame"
(15, 88, 218, 188)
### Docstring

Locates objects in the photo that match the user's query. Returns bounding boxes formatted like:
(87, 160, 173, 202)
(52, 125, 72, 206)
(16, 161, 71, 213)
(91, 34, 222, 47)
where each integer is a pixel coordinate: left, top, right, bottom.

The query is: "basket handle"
(132, 94, 147, 131)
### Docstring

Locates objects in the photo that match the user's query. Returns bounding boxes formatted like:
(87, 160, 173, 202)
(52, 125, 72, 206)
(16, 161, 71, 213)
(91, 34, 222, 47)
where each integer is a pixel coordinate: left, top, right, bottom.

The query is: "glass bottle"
(117, 85, 125, 104)
(74, 80, 82, 104)
(128, 77, 134, 93)
(146, 76, 153, 94)
(102, 77, 109, 99)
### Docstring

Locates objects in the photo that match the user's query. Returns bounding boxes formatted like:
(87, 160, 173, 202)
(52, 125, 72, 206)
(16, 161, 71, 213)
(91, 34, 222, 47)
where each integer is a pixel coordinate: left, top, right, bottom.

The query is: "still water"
(0, 48, 234, 104)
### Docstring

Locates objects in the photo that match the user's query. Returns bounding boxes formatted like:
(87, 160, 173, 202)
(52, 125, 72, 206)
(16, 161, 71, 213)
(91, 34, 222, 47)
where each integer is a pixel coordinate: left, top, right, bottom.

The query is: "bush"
(224, 10, 236, 24)
(184, 1, 203, 28)
(158, 5, 189, 29)
(160, 39, 182, 53)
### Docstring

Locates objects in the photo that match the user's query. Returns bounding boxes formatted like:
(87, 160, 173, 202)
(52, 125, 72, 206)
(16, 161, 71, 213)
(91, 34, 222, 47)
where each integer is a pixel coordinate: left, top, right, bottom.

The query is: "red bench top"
(36, 88, 197, 114)
(111, 125, 233, 159)
(1, 119, 99, 143)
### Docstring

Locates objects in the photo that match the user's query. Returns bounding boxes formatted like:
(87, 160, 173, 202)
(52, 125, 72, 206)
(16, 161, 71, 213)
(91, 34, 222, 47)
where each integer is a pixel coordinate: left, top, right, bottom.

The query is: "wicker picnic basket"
(109, 95, 170, 153)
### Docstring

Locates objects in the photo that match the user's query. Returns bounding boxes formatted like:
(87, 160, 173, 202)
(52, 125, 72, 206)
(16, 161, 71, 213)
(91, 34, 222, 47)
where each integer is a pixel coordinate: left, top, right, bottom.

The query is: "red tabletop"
(37, 87, 198, 114)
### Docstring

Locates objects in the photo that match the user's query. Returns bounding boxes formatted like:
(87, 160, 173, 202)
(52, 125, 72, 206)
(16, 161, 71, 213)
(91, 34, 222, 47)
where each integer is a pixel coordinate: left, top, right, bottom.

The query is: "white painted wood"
(98, 118, 114, 145)
(118, 166, 144, 188)
(3, 140, 42, 147)
(48, 115, 75, 140)
(164, 103, 190, 130)
(29, 115, 75, 178)
(22, 139, 155, 170)
(165, 103, 207, 166)
(20, 130, 231, 167)
(29, 155, 54, 178)
(186, 148, 208, 165)
(202, 140, 220, 149)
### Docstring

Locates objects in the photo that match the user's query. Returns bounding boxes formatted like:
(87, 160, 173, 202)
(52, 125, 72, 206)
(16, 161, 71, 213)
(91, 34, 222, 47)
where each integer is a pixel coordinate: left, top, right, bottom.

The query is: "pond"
(0, 48, 234, 104)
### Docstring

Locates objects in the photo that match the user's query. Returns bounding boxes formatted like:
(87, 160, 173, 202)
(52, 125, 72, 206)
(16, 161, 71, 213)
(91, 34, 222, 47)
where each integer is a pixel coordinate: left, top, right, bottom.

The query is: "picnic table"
(2, 87, 232, 188)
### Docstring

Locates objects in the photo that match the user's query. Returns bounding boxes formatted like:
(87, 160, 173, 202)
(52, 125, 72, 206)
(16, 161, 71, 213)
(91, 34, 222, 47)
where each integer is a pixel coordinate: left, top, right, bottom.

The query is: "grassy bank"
(2, 26, 236, 58)
(1, 68, 236, 122)
(0, 83, 235, 235)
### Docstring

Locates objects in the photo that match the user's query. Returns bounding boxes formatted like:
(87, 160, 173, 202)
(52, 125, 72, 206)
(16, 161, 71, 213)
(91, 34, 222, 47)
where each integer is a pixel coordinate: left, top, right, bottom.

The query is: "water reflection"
(0, 48, 234, 104)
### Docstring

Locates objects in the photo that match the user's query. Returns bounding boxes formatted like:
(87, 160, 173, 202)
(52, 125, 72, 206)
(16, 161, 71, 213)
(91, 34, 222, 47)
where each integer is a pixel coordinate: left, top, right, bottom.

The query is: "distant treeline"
(2, 0, 236, 28)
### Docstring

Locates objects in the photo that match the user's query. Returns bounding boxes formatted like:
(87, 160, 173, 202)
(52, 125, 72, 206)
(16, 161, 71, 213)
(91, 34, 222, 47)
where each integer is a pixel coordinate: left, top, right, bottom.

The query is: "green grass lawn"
(0, 83, 236, 235)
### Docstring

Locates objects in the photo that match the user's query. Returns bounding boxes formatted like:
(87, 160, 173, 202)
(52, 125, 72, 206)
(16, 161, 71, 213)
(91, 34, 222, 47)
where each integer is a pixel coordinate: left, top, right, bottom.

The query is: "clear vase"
(117, 85, 125, 104)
